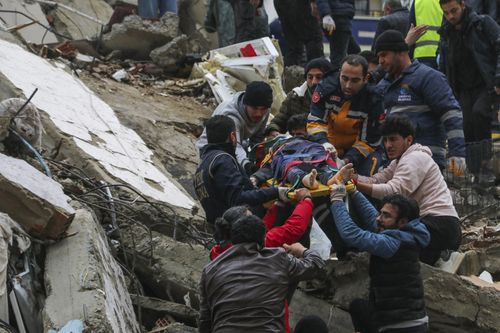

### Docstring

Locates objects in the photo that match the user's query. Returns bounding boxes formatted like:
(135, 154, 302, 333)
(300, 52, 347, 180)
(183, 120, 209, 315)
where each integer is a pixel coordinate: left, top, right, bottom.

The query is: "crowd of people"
(193, 0, 500, 332)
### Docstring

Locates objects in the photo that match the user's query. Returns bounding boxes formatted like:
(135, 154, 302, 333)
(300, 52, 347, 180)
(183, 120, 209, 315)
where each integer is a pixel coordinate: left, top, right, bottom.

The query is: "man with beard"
(438, 0, 500, 185)
(194, 115, 289, 227)
(267, 58, 334, 136)
(307, 54, 385, 176)
(197, 81, 273, 175)
(374, 30, 466, 174)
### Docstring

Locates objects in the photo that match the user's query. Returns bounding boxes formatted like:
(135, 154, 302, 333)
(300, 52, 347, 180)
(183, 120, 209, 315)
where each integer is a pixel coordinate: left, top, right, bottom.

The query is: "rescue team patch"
(312, 91, 321, 103)
(329, 95, 341, 102)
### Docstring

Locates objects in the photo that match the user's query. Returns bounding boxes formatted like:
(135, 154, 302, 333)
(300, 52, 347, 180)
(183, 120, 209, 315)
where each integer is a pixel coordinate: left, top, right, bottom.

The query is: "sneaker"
(434, 251, 465, 274)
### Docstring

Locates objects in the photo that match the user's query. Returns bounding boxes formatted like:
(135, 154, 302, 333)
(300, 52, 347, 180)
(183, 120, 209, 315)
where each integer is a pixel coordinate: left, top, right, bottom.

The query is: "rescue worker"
(267, 58, 334, 136)
(197, 81, 273, 175)
(409, 0, 443, 68)
(194, 115, 289, 226)
(374, 30, 466, 172)
(438, 0, 500, 185)
(307, 54, 385, 176)
(330, 189, 430, 333)
(348, 116, 462, 265)
(199, 215, 325, 333)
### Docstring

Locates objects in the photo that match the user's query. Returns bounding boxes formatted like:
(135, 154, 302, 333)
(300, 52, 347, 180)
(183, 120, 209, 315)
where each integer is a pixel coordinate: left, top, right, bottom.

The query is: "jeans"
(138, 0, 177, 17)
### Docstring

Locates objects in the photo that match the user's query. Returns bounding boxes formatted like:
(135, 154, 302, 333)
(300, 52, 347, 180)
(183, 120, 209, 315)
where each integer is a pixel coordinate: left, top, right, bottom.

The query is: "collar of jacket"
(384, 60, 421, 83)
(292, 81, 309, 97)
(202, 142, 236, 157)
(390, 7, 408, 14)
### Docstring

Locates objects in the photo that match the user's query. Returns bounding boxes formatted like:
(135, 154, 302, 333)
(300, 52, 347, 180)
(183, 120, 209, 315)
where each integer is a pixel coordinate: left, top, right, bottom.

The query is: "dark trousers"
(233, 0, 266, 43)
(420, 215, 462, 265)
(458, 86, 494, 174)
(273, 0, 324, 66)
(349, 299, 429, 333)
(328, 17, 356, 70)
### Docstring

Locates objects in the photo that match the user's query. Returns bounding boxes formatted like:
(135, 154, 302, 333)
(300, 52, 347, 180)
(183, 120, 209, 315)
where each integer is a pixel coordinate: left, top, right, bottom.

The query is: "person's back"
(198, 215, 325, 333)
(372, 0, 410, 51)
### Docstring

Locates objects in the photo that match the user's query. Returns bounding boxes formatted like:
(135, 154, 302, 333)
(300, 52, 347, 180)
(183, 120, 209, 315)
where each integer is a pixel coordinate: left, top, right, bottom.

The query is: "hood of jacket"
(399, 143, 432, 161)
(383, 219, 431, 248)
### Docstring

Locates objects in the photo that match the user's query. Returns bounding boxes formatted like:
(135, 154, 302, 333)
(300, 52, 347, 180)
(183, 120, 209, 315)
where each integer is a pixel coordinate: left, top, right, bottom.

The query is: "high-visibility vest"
(414, 0, 443, 58)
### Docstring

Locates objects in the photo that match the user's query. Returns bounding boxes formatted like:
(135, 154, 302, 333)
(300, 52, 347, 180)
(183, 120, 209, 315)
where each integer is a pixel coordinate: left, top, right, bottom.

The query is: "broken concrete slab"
(44, 0, 112, 40)
(150, 34, 201, 71)
(0, 38, 195, 210)
(288, 289, 354, 333)
(43, 208, 141, 332)
(0, 153, 74, 239)
(121, 225, 208, 309)
(130, 294, 198, 326)
(0, 0, 58, 44)
(102, 13, 180, 59)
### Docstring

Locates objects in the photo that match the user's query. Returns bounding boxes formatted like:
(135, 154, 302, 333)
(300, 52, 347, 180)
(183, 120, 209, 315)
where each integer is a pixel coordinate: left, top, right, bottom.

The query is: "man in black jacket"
(372, 0, 410, 51)
(438, 0, 500, 184)
(330, 189, 430, 333)
(194, 115, 289, 227)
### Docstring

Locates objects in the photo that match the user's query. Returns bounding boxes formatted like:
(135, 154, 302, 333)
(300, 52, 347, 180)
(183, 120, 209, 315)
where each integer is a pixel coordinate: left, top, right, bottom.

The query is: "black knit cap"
(243, 81, 273, 108)
(374, 29, 409, 54)
(304, 57, 334, 77)
(294, 315, 328, 333)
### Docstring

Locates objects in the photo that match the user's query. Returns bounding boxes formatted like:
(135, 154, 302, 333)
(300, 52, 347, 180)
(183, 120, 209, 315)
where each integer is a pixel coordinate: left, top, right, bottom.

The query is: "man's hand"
(405, 24, 428, 46)
(322, 142, 338, 159)
(283, 242, 307, 258)
(322, 15, 336, 35)
(294, 188, 311, 202)
(249, 176, 258, 188)
(249, 0, 260, 8)
(330, 183, 346, 202)
(278, 187, 292, 202)
(447, 156, 466, 177)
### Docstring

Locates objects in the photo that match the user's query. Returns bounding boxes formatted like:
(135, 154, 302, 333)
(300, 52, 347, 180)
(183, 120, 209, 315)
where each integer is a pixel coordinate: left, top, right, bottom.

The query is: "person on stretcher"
(251, 114, 352, 190)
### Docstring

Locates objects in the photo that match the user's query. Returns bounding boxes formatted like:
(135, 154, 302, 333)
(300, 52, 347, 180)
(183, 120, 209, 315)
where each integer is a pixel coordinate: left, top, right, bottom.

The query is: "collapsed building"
(0, 0, 498, 332)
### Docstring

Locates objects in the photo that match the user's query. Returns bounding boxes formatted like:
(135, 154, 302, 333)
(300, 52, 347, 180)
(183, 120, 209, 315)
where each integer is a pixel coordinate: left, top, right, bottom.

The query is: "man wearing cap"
(267, 58, 334, 136)
(197, 81, 274, 175)
(307, 54, 385, 176)
(374, 29, 466, 173)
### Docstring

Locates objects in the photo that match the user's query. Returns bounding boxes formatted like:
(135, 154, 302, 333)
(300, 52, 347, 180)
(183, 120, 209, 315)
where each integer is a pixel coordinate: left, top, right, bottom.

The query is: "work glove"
(278, 187, 292, 203)
(336, 158, 346, 169)
(322, 15, 336, 34)
(322, 142, 338, 159)
(330, 183, 346, 202)
(345, 181, 357, 195)
(447, 156, 466, 177)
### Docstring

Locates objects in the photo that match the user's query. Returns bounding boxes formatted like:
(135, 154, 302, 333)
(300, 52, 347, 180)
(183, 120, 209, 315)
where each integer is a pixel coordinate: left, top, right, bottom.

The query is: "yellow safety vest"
(414, 0, 443, 58)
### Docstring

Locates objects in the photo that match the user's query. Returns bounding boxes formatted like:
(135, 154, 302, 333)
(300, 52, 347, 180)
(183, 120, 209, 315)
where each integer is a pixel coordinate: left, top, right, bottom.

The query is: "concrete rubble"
(102, 13, 180, 59)
(0, 0, 498, 332)
(43, 208, 141, 332)
(0, 153, 74, 239)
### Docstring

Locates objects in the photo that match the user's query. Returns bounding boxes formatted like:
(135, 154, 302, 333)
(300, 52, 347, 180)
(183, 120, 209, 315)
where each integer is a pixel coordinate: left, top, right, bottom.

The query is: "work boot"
(302, 169, 319, 189)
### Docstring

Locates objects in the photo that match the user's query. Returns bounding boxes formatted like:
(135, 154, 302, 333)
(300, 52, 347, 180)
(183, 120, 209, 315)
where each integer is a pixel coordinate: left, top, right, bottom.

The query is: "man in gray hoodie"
(197, 81, 273, 175)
